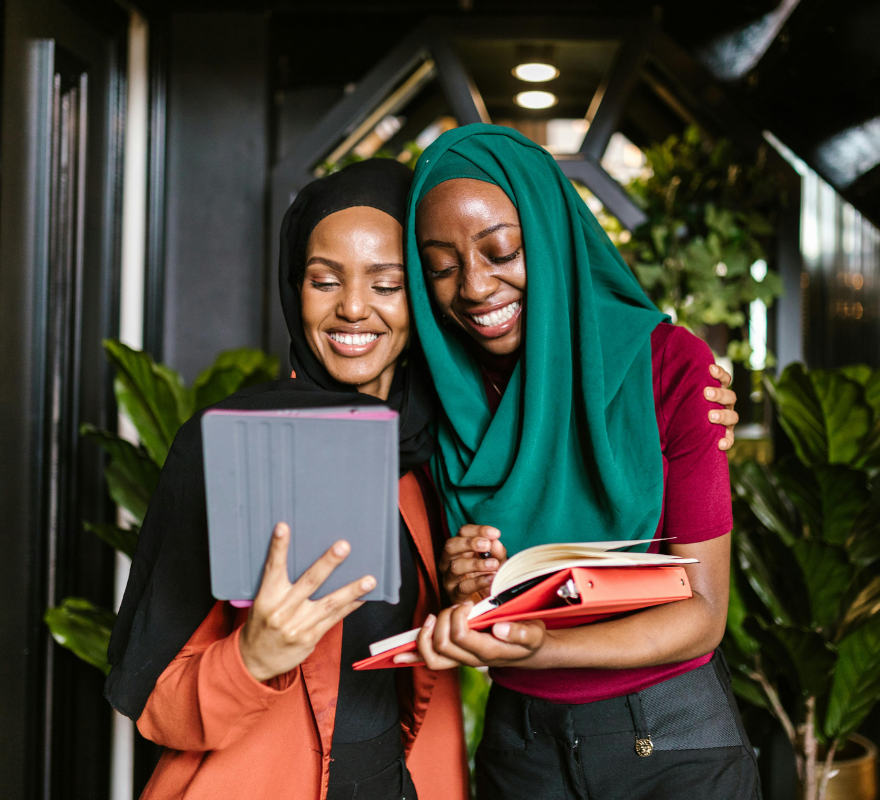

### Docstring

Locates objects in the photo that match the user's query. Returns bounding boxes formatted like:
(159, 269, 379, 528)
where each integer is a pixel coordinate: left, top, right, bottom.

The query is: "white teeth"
(470, 301, 521, 327)
(329, 332, 379, 346)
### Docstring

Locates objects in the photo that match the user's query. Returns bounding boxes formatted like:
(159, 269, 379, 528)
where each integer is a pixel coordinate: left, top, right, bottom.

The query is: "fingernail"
(720, 440, 729, 449)
(274, 525, 286, 538)
(425, 614, 436, 628)
(361, 576, 376, 590)
(705, 388, 715, 399)
(476, 540, 489, 550)
(483, 559, 498, 569)
(493, 623, 511, 639)
(333, 541, 349, 556)
(711, 364, 719, 373)
(710, 411, 720, 421)
(487, 528, 500, 537)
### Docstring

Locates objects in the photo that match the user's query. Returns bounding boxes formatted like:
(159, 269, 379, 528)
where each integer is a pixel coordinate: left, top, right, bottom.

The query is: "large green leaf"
(768, 365, 872, 468)
(746, 618, 836, 700)
(104, 340, 186, 466)
(849, 484, 880, 567)
(44, 598, 116, 675)
(730, 461, 797, 545)
(840, 575, 880, 638)
(775, 456, 820, 535)
(766, 365, 824, 466)
(726, 563, 762, 657)
(824, 614, 880, 742)
(735, 529, 805, 626)
(791, 540, 854, 632)
(80, 424, 160, 523)
(84, 522, 139, 559)
(813, 466, 871, 546)
(192, 348, 279, 412)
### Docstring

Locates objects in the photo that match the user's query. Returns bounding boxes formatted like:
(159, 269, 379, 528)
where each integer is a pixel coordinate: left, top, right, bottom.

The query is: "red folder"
(353, 565, 692, 670)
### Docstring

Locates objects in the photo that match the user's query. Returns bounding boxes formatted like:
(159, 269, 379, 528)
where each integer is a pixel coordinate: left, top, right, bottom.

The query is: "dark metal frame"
(268, 14, 804, 374)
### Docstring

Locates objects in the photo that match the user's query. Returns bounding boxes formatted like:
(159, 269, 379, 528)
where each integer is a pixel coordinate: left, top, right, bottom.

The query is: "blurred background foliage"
(44, 341, 278, 673)
(621, 125, 785, 363)
(722, 362, 880, 799)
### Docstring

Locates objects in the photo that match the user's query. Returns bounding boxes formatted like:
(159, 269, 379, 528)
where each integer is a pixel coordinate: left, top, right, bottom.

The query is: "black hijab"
(105, 159, 434, 720)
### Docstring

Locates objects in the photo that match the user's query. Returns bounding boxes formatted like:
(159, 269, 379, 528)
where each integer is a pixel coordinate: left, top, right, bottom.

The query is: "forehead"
(417, 179, 517, 228)
(307, 206, 403, 252)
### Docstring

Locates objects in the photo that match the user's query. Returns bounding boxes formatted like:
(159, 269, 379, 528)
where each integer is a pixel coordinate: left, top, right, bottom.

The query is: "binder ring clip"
(557, 578, 581, 605)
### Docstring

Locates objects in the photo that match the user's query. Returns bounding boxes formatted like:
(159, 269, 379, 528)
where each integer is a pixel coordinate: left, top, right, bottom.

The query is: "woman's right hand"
(239, 522, 376, 682)
(439, 524, 507, 604)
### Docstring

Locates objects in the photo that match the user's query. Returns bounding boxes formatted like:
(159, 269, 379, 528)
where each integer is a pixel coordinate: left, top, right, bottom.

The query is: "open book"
(353, 540, 697, 670)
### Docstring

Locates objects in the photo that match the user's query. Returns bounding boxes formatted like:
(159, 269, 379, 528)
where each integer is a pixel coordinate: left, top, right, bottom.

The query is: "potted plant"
(44, 340, 279, 672)
(723, 362, 880, 800)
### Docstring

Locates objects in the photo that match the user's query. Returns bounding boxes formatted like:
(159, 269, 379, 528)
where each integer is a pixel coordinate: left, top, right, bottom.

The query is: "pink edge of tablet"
(204, 409, 399, 421)
(229, 600, 254, 608)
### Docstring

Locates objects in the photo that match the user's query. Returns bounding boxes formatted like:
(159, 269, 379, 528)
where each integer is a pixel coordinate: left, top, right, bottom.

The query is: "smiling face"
(300, 206, 409, 400)
(416, 179, 526, 356)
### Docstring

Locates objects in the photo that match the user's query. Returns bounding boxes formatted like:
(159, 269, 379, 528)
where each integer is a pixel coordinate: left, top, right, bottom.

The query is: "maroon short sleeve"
(655, 325, 733, 543)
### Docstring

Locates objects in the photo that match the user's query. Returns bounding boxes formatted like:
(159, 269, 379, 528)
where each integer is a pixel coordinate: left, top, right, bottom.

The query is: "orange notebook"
(354, 563, 692, 670)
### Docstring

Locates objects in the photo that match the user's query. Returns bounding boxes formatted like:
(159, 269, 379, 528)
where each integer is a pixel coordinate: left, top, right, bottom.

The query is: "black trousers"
(327, 722, 418, 800)
(476, 653, 761, 800)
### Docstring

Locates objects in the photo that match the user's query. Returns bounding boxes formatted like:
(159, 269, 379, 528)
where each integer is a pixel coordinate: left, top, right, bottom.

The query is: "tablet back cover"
(202, 408, 399, 603)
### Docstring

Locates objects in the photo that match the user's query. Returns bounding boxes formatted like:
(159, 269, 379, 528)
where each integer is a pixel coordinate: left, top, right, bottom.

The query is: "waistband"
(489, 652, 730, 750)
(329, 720, 405, 786)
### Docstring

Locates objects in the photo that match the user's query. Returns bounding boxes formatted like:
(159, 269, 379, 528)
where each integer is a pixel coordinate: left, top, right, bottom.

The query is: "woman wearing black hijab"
(105, 159, 469, 800)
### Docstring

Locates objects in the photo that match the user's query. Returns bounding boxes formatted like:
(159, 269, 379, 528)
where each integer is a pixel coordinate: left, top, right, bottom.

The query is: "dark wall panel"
(163, 12, 268, 381)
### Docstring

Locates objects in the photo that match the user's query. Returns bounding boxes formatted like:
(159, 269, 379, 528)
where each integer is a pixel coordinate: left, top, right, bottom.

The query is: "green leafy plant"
(623, 126, 786, 362)
(459, 665, 491, 789)
(44, 340, 279, 673)
(722, 363, 880, 800)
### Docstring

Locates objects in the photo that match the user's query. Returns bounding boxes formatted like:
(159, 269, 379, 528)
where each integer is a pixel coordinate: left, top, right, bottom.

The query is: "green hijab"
(406, 124, 668, 557)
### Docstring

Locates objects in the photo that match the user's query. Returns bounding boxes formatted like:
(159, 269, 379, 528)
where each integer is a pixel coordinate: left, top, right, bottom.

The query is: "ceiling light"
(513, 62, 559, 82)
(515, 90, 558, 110)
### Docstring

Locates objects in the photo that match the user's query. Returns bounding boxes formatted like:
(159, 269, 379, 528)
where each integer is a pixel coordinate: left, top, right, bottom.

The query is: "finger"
(286, 540, 351, 604)
(708, 409, 739, 427)
(455, 573, 494, 599)
(256, 523, 293, 602)
(311, 574, 377, 624)
(710, 363, 732, 389)
(432, 606, 484, 667)
(457, 524, 501, 542)
(705, 386, 737, 409)
(414, 614, 460, 670)
(392, 652, 426, 666)
(313, 597, 367, 639)
(491, 621, 546, 651)
(450, 557, 499, 577)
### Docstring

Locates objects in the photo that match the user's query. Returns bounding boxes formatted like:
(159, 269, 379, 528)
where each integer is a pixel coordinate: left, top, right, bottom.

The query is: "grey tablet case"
(201, 407, 400, 604)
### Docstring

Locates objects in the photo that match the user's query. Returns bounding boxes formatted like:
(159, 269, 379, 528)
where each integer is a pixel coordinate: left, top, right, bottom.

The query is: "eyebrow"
(305, 257, 404, 273)
(420, 222, 520, 250)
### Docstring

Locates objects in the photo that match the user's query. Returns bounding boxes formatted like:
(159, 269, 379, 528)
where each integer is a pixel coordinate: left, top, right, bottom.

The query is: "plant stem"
(749, 667, 797, 745)
(804, 697, 817, 800)
(817, 739, 839, 800)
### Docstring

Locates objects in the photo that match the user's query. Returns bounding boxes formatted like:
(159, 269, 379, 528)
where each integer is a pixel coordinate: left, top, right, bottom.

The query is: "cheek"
(300, 289, 330, 341)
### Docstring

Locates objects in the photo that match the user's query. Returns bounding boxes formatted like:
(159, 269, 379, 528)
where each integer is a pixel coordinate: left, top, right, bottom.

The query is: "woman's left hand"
(707, 363, 738, 451)
(393, 603, 546, 669)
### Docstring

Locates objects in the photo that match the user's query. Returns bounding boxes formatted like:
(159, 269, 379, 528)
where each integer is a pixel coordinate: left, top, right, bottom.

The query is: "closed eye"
(491, 248, 521, 264)
(426, 265, 457, 279)
(310, 279, 339, 291)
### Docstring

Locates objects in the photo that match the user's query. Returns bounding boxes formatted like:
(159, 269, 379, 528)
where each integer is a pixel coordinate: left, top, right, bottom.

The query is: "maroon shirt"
(486, 323, 733, 703)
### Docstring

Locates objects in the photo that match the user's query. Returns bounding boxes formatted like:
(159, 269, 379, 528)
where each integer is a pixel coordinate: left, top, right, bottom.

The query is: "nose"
(337, 283, 370, 322)
(459, 256, 498, 304)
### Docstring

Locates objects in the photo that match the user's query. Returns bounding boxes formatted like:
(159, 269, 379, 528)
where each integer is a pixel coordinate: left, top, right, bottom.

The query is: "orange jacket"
(137, 471, 469, 800)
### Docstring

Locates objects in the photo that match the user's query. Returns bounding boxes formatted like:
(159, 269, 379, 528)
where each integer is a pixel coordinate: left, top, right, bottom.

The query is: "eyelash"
(426, 248, 521, 279)
(309, 280, 402, 295)
(492, 248, 521, 264)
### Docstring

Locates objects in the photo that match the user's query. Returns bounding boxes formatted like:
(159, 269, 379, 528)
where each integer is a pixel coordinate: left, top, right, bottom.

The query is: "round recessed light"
(513, 62, 560, 82)
(515, 90, 558, 110)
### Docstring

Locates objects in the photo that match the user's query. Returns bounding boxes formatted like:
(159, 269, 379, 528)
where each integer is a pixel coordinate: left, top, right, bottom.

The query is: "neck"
(355, 362, 396, 401)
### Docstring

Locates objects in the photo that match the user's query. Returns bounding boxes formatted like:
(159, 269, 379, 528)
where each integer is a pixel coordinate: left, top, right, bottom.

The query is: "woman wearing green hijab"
(397, 125, 759, 799)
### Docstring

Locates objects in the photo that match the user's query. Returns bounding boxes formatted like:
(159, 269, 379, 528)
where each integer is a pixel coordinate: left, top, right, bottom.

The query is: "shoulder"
(652, 323, 714, 373)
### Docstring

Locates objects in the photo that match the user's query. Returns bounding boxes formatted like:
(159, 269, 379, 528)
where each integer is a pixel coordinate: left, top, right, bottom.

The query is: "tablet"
(201, 407, 400, 604)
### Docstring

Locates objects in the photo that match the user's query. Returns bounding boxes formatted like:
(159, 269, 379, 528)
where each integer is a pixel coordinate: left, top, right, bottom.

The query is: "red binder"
(353, 565, 692, 670)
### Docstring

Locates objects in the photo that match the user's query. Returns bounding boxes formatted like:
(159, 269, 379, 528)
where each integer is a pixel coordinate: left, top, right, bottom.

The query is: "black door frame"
(0, 1, 129, 797)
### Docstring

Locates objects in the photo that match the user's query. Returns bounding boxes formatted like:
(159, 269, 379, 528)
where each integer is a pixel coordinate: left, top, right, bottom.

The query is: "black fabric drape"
(106, 159, 434, 720)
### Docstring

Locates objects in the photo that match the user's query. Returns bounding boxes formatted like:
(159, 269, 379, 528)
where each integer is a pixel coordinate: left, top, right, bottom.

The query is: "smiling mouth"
(325, 330, 384, 356)
(329, 332, 379, 346)
(468, 300, 521, 328)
